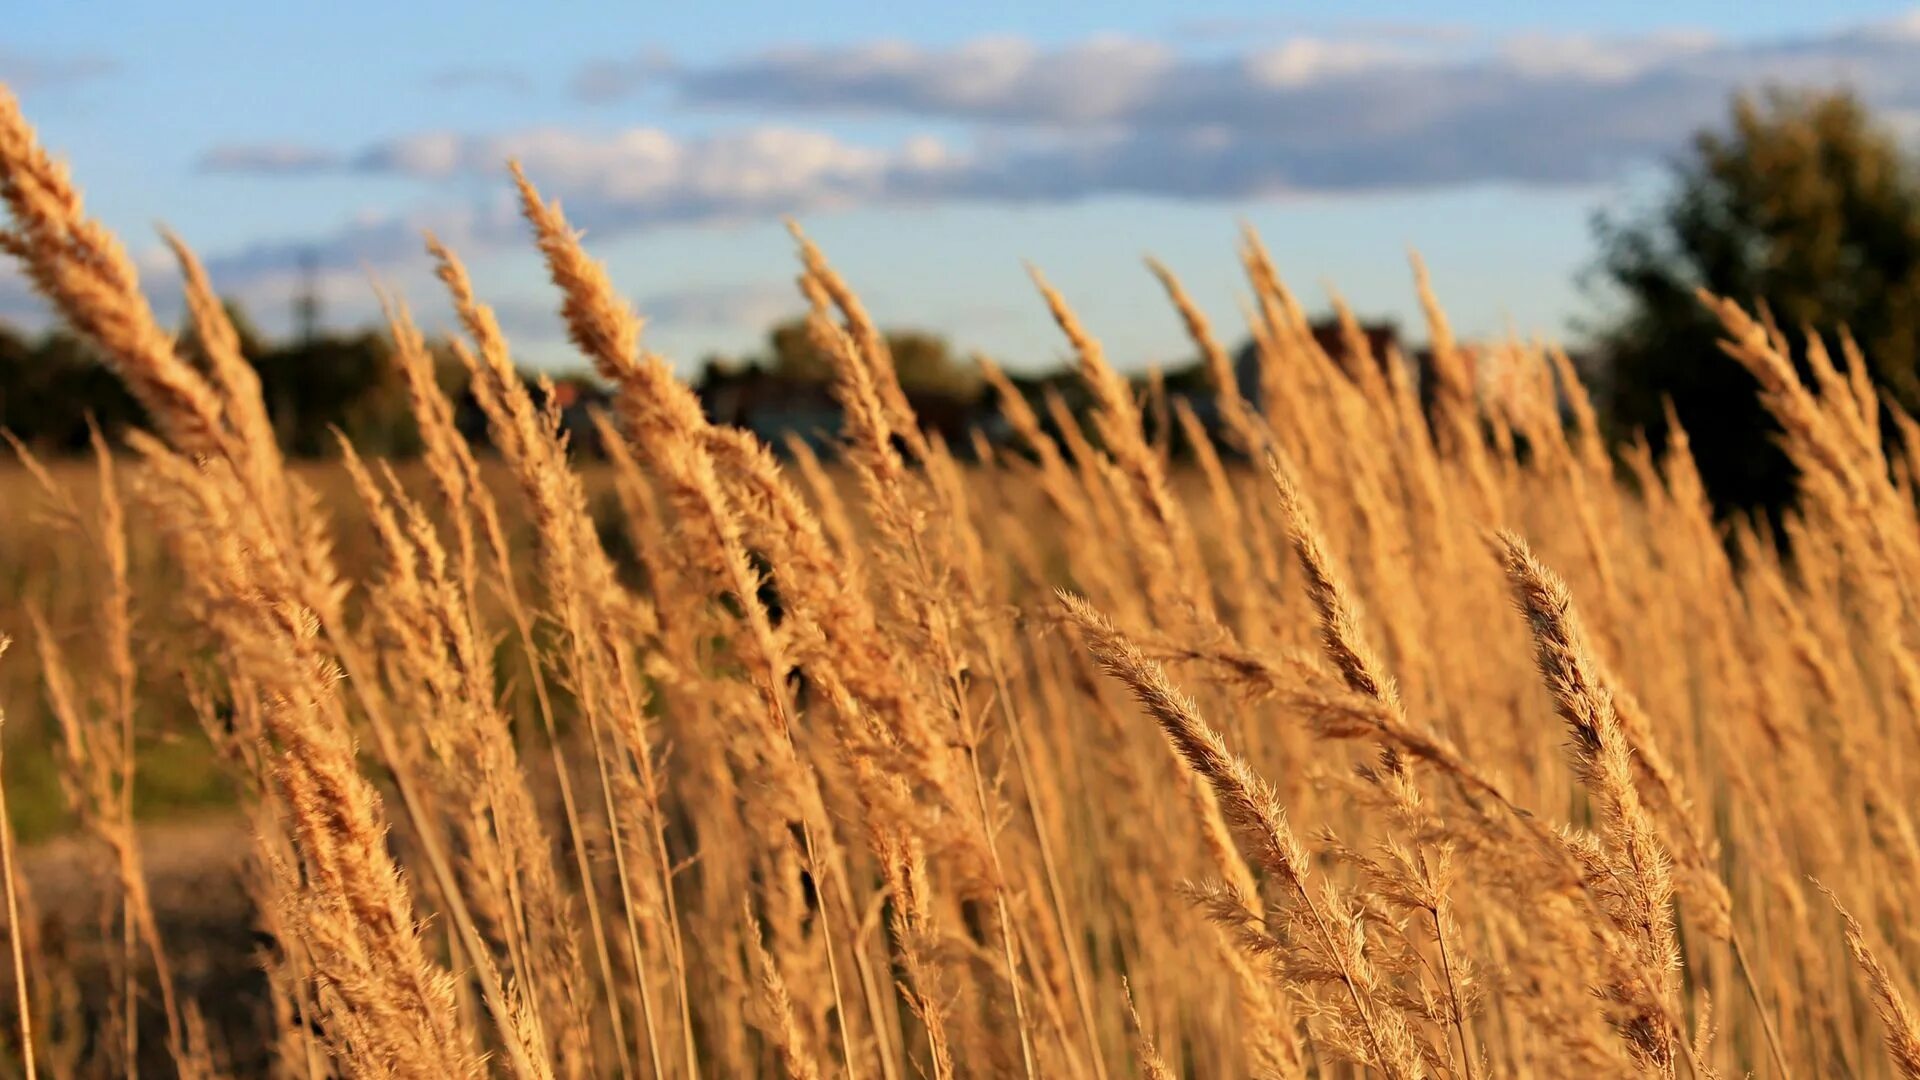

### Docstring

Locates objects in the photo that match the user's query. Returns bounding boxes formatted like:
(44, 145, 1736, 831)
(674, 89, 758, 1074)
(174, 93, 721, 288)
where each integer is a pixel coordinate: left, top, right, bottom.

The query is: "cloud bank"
(187, 15, 1920, 289)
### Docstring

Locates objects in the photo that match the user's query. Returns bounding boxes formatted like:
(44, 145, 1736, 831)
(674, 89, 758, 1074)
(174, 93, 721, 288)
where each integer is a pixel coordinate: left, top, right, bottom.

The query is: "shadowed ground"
(2, 816, 267, 1076)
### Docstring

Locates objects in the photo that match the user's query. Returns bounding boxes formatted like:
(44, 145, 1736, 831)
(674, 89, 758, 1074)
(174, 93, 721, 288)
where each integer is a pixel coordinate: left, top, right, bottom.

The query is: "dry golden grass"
(6, 78, 1920, 1079)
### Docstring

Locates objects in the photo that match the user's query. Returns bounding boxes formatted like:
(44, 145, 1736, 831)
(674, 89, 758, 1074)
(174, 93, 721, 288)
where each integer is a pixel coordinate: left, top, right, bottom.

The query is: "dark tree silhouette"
(765, 317, 976, 393)
(1592, 87, 1920, 514)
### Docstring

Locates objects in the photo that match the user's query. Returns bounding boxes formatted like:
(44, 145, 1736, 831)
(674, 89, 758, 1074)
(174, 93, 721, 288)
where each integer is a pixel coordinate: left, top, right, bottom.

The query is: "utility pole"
(295, 248, 320, 343)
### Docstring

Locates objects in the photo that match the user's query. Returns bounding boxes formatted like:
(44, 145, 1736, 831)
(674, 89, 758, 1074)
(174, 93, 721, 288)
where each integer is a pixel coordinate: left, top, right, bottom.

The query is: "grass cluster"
(4, 81, 1920, 1078)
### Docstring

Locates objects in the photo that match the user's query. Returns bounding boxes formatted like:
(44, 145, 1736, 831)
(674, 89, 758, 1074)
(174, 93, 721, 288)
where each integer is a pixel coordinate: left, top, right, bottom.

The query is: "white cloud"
(1494, 30, 1719, 82)
(184, 14, 1920, 293)
(0, 51, 117, 92)
(1244, 39, 1424, 88)
(208, 125, 972, 235)
(201, 143, 344, 174)
(585, 21, 1920, 159)
(673, 34, 1174, 125)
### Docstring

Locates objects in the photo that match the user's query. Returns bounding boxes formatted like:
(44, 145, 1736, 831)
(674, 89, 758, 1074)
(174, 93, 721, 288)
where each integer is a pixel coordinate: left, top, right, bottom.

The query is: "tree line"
(1, 304, 428, 457)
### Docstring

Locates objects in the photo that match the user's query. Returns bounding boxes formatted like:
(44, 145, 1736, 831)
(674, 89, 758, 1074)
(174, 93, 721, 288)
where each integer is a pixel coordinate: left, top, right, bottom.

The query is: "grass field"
(0, 457, 628, 842)
(6, 81, 1920, 1080)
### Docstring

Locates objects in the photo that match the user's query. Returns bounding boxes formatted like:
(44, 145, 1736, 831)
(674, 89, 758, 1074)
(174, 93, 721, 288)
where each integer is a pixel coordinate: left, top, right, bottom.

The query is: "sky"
(7, 1, 1920, 374)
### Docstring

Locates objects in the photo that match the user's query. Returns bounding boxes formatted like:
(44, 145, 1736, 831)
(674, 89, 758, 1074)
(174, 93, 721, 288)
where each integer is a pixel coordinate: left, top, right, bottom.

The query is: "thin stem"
(0, 641, 37, 1080)
(763, 682, 860, 1080)
(121, 878, 136, 1080)
(816, 800, 902, 1080)
(800, 820, 859, 1080)
(578, 682, 666, 1080)
(991, 651, 1109, 1080)
(1731, 932, 1795, 1080)
(325, 630, 547, 1080)
(1288, 875, 1398, 1079)
(961, 725, 1038, 1080)
(1430, 907, 1476, 1080)
(490, 536, 638, 1080)
(607, 642, 701, 1080)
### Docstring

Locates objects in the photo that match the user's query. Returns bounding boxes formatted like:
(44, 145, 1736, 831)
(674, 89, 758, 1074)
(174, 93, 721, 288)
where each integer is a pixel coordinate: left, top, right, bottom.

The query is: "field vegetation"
(4, 81, 1920, 1079)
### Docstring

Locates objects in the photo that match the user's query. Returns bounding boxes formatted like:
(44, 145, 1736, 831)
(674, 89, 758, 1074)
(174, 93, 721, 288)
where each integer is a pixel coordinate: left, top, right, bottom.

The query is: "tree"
(0, 327, 143, 450)
(1591, 87, 1920, 514)
(766, 318, 977, 394)
(166, 301, 421, 456)
(768, 318, 829, 382)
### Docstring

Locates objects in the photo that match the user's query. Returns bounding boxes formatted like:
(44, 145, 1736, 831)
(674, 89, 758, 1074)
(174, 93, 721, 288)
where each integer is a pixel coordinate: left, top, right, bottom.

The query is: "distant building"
(695, 362, 996, 454)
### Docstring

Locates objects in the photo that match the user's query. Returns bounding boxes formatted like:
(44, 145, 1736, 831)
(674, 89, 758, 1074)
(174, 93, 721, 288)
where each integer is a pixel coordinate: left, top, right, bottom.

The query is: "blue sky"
(7, 1, 1920, 373)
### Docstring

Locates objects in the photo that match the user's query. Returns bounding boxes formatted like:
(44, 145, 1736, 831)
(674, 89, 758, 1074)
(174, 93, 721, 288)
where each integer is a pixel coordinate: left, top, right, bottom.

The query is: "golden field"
(5, 83, 1920, 1080)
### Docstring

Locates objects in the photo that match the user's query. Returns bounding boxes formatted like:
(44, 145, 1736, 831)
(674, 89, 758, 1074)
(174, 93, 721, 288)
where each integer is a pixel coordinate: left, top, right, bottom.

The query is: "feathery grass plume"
(698, 413, 955, 962)
(1699, 291, 1874, 505)
(130, 440, 494, 1079)
(1148, 364, 1173, 462)
(0, 88, 228, 458)
(510, 172, 887, 1077)
(1061, 609, 1305, 1078)
(1703, 292, 1919, 598)
(798, 235, 1037, 1077)
(1327, 288, 1393, 403)
(1407, 254, 1475, 452)
(1498, 533, 1699, 1077)
(429, 234, 687, 1079)
(978, 358, 1101, 563)
(164, 229, 289, 527)
(1147, 256, 1253, 450)
(375, 290, 480, 584)
(788, 222, 927, 462)
(1265, 450, 1401, 711)
(1235, 232, 1313, 467)
(339, 441, 590, 1073)
(747, 902, 825, 1080)
(385, 293, 639, 1080)
(3, 94, 539, 1078)
(495, 183, 773, 705)
(1039, 383, 1131, 549)
(1061, 591, 1426, 1079)
(1264, 447, 1486, 1074)
(427, 235, 641, 637)
(1122, 979, 1176, 1080)
(17, 74, 1920, 1078)
(1030, 264, 1213, 622)
(1703, 290, 1920, 764)
(183, 667, 329, 1080)
(1404, 253, 1506, 523)
(506, 223, 899, 1076)
(1172, 401, 1260, 632)
(1816, 882, 1920, 1078)
(11, 430, 200, 1075)
(1545, 346, 1611, 482)
(782, 433, 868, 579)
